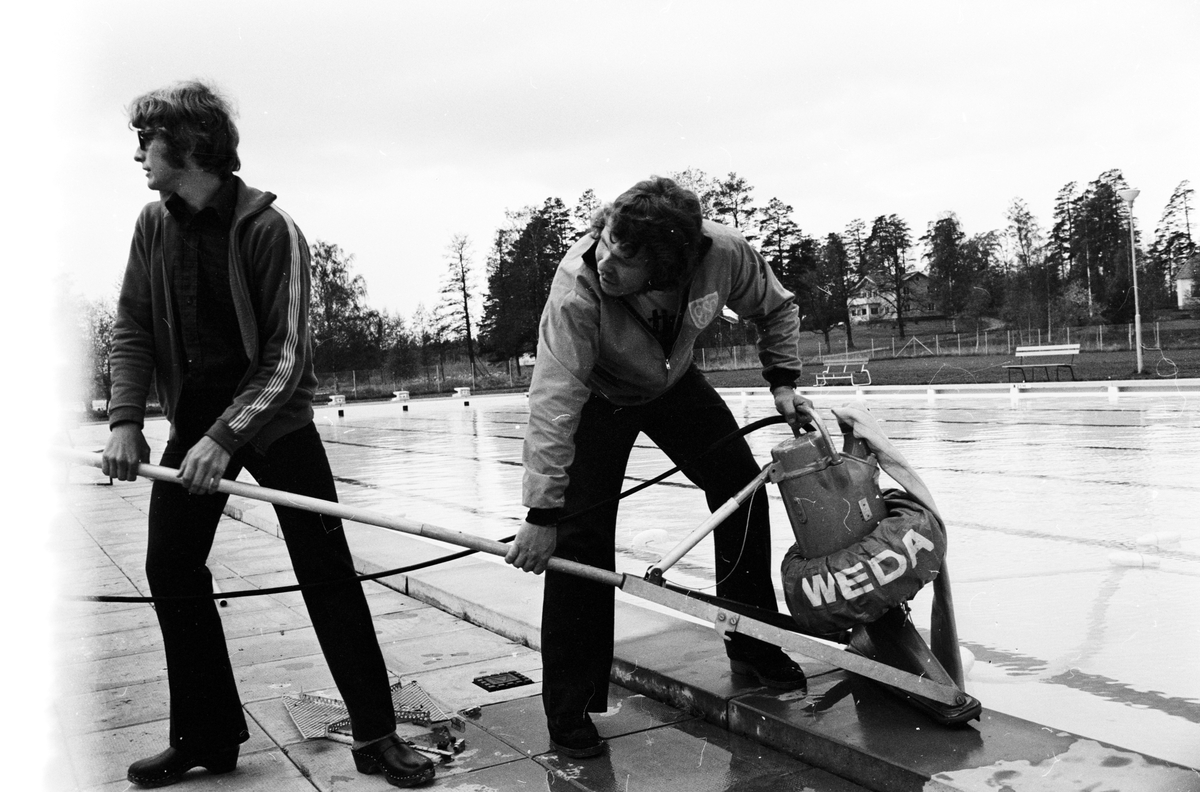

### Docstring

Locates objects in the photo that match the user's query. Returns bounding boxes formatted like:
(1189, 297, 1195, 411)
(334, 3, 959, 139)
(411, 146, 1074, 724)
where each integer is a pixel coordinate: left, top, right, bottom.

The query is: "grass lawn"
(702, 346, 1200, 388)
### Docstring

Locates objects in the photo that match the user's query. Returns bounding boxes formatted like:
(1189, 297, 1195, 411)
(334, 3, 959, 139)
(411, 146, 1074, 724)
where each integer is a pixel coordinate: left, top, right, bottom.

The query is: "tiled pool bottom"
(72, 388, 1199, 769)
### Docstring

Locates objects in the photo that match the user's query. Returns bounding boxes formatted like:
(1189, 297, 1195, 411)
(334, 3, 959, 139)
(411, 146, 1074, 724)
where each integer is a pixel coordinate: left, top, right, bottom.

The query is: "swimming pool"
(77, 385, 1200, 768)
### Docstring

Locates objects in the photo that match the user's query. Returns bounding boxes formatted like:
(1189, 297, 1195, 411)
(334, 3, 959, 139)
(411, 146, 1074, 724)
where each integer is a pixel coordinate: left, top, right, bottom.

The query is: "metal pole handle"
(60, 448, 623, 588)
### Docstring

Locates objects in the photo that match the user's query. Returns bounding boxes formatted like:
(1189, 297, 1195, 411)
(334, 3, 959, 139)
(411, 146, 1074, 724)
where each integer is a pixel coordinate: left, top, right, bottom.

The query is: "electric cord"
(703, 481, 759, 592)
(75, 414, 794, 603)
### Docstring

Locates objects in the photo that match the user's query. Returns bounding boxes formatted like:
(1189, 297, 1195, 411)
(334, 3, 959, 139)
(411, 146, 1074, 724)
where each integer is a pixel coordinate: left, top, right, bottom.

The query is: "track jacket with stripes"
(108, 177, 317, 453)
(522, 219, 802, 515)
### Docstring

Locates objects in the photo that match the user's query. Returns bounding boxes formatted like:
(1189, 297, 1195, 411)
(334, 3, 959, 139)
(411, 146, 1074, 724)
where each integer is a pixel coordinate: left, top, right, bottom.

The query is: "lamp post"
(1117, 188, 1143, 375)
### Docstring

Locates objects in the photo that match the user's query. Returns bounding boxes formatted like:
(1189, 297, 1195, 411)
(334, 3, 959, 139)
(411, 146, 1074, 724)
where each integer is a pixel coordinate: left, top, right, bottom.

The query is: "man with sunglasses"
(102, 80, 434, 788)
(505, 176, 812, 758)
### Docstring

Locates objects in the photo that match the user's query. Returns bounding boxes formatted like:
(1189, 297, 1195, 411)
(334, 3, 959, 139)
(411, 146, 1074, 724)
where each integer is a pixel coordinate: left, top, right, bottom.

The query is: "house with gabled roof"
(847, 271, 938, 324)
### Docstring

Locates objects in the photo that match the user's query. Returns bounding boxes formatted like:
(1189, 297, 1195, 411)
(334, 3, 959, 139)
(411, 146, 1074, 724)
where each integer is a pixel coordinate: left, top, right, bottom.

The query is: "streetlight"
(1117, 187, 1143, 375)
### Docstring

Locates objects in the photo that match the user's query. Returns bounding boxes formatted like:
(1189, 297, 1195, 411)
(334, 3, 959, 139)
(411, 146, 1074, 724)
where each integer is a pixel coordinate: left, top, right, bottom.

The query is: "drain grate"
(472, 671, 534, 692)
(283, 680, 455, 739)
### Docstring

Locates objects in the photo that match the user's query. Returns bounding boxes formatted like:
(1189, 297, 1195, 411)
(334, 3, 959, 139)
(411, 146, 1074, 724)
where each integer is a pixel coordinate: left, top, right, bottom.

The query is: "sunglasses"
(136, 128, 163, 150)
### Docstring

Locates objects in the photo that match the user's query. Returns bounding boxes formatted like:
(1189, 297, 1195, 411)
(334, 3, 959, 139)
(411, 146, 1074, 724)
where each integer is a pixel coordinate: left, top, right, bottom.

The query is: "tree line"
(74, 167, 1195, 403)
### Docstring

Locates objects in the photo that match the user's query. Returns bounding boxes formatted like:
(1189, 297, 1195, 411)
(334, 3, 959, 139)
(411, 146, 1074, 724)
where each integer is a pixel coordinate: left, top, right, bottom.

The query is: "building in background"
(1176, 256, 1196, 309)
(847, 272, 937, 324)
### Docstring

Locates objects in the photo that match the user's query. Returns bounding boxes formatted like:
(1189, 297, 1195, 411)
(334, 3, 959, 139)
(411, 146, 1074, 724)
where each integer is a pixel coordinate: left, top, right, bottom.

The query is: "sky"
(39, 0, 1200, 321)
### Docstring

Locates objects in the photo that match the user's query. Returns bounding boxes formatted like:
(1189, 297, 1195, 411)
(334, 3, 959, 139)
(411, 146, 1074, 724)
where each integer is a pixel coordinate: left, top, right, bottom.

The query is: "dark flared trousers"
(146, 402, 394, 752)
(541, 366, 782, 727)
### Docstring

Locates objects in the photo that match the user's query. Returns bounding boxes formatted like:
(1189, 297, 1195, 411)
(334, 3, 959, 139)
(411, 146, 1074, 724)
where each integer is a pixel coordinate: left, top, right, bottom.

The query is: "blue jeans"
(146, 397, 394, 751)
(540, 366, 781, 726)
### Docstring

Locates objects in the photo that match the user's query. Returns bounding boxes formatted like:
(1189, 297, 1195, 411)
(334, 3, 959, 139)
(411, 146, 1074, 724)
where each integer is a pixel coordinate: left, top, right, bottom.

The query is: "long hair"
(589, 176, 705, 290)
(128, 80, 240, 177)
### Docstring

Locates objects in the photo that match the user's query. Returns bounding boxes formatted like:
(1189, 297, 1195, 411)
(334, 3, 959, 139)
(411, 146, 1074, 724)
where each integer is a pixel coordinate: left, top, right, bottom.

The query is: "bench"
(815, 352, 871, 386)
(1003, 344, 1080, 382)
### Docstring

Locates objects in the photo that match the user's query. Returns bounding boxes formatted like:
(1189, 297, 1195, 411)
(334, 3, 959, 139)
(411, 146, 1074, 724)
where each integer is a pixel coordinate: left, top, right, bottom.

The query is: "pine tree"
(865, 214, 913, 336)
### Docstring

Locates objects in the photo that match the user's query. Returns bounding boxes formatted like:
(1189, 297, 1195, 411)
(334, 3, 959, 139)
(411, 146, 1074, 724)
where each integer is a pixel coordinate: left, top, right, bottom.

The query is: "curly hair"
(589, 176, 705, 290)
(128, 80, 240, 177)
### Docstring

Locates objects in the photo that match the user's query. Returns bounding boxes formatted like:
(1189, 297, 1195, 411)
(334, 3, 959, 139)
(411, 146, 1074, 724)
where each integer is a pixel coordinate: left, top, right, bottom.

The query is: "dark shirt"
(165, 178, 250, 398)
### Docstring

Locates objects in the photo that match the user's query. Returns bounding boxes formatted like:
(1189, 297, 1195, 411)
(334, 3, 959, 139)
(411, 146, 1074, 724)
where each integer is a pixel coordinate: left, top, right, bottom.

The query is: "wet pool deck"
(55, 471, 869, 792)
(54, 387, 1200, 792)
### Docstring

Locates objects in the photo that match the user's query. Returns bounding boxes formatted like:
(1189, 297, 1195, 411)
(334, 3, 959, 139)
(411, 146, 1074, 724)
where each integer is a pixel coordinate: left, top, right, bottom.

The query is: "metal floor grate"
(283, 680, 456, 740)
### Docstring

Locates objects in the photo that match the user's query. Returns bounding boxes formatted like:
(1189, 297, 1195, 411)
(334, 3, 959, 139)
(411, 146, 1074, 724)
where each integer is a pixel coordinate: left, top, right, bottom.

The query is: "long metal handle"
(60, 448, 623, 588)
(63, 447, 966, 705)
(647, 463, 773, 578)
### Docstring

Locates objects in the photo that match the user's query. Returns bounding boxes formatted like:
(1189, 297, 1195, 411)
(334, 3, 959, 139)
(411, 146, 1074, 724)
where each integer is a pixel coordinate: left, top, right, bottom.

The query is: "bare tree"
(668, 167, 719, 216)
(437, 234, 484, 387)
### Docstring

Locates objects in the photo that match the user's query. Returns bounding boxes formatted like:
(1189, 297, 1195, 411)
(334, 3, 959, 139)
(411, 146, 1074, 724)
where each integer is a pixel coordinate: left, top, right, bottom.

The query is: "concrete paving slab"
(79, 782, 132, 792)
(360, 582, 427, 610)
(206, 602, 313, 642)
(378, 623, 530, 678)
(202, 571, 312, 616)
(232, 651, 341, 706)
(244, 697, 307, 749)
(467, 687, 696, 759)
(60, 647, 168, 696)
(534, 716, 824, 792)
(61, 564, 141, 590)
(213, 550, 304, 579)
(263, 738, 371, 791)
(208, 533, 299, 562)
(78, 545, 150, 571)
(57, 677, 170, 735)
(225, 624, 327, 669)
(731, 672, 1200, 792)
(55, 549, 125, 573)
(431, 758, 562, 790)
(54, 598, 151, 630)
(79, 748, 311, 792)
(67, 714, 275, 789)
(282, 719, 528, 790)
(66, 579, 146, 604)
(395, 649, 543, 715)
(369, 604, 474, 645)
(403, 558, 541, 646)
(611, 618, 819, 728)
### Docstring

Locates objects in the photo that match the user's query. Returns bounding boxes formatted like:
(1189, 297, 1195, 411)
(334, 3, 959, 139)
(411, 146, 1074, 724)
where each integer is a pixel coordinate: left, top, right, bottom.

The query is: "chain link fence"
(315, 356, 529, 401)
(819, 320, 1200, 360)
(314, 320, 1200, 399)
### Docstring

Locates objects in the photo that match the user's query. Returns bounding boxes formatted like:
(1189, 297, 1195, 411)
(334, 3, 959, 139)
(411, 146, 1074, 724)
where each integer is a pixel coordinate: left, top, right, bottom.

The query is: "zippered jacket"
(522, 219, 801, 511)
(108, 177, 318, 453)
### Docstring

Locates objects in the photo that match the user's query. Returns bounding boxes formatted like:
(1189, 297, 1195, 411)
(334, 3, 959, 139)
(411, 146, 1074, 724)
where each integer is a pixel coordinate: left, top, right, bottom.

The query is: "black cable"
(74, 414, 795, 604)
(76, 543, 502, 604)
(555, 414, 789, 524)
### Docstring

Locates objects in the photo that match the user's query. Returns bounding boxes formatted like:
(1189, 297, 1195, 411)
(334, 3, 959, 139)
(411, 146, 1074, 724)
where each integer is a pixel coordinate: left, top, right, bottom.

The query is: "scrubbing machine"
(642, 407, 981, 725)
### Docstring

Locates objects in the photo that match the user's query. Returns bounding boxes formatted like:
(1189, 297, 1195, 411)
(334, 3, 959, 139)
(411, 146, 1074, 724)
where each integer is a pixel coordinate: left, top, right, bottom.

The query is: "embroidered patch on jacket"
(687, 292, 720, 328)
